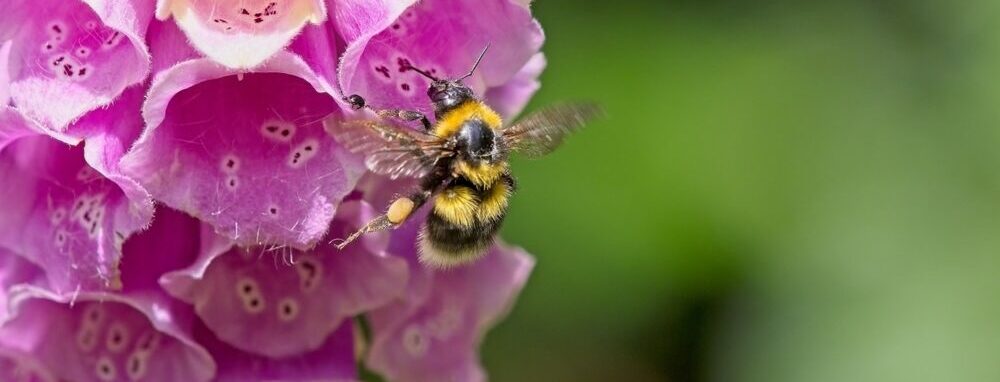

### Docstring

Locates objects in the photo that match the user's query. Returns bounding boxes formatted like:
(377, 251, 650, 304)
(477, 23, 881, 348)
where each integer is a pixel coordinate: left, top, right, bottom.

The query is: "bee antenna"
(457, 43, 490, 82)
(410, 66, 439, 81)
(399, 59, 440, 81)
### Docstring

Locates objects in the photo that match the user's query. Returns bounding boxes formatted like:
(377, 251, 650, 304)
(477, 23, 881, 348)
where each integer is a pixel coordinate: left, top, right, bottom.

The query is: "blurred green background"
(484, 1, 1000, 381)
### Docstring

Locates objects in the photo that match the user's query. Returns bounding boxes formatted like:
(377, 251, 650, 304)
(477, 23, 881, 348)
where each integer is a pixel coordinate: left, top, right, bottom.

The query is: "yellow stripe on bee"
(433, 100, 503, 138)
(454, 160, 507, 189)
(433, 186, 478, 228)
(476, 180, 510, 223)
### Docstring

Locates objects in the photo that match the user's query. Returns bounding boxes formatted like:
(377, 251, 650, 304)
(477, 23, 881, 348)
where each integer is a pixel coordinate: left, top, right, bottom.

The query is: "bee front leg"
(343, 94, 432, 130)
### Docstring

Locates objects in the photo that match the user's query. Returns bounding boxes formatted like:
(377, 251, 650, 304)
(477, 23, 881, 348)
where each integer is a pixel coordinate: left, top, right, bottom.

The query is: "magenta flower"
(0, 0, 544, 380)
(364, 215, 535, 382)
(0, 0, 153, 130)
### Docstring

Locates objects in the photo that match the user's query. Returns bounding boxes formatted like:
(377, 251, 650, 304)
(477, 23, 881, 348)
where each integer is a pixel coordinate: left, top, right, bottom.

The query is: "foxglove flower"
(156, 0, 327, 68)
(0, 0, 153, 130)
(159, 200, 406, 359)
(121, 20, 362, 249)
(0, 87, 153, 292)
(1, 0, 545, 380)
(336, 0, 544, 119)
(365, 217, 535, 382)
(0, 207, 216, 382)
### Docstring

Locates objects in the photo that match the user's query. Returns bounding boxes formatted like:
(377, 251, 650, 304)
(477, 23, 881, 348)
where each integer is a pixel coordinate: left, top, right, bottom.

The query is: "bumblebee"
(331, 47, 601, 267)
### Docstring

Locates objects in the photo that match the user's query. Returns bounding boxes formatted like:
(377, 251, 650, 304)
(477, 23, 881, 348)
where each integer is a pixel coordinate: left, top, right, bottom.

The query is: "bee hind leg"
(332, 214, 394, 250)
(333, 196, 419, 250)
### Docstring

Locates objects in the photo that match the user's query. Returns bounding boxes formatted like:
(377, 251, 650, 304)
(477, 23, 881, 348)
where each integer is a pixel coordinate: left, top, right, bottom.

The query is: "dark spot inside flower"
(265, 2, 277, 15)
(112, 333, 122, 344)
(243, 284, 253, 294)
(269, 207, 278, 215)
(393, 24, 400, 30)
(401, 83, 411, 91)
(280, 129, 290, 137)
(228, 178, 237, 187)
(52, 25, 62, 33)
(240, 8, 250, 15)
(266, 125, 279, 133)
(397, 57, 412, 72)
(283, 304, 292, 315)
(83, 211, 92, 222)
(53, 56, 66, 66)
(45, 44, 53, 50)
(213, 18, 228, 23)
(249, 298, 260, 307)
(130, 358, 140, 372)
(376, 66, 391, 78)
(78, 67, 87, 76)
(63, 64, 74, 77)
(226, 159, 236, 168)
(303, 145, 313, 152)
(254, 17, 263, 23)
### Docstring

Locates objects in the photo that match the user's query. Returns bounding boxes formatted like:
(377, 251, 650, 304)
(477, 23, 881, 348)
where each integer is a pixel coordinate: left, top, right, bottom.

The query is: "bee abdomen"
(419, 175, 514, 268)
(419, 212, 503, 268)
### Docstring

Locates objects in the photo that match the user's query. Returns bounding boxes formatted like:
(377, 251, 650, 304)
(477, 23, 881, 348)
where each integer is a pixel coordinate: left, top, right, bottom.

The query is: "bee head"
(401, 45, 491, 116)
(427, 80, 473, 113)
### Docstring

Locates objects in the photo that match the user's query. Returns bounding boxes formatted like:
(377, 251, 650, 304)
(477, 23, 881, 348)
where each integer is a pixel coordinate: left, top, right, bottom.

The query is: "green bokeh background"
(484, 1, 1000, 381)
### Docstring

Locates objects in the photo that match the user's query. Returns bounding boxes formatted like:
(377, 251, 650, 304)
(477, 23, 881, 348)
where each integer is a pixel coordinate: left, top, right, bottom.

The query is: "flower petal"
(1, 40, 12, 104)
(195, 319, 357, 381)
(366, 240, 535, 382)
(0, 286, 216, 382)
(0, 88, 153, 293)
(118, 207, 204, 292)
(0, 346, 57, 382)
(0, 247, 45, 322)
(0, 106, 48, 153)
(122, 52, 364, 249)
(161, 200, 408, 358)
(157, 0, 326, 68)
(338, 0, 543, 116)
(0, 0, 153, 130)
(483, 53, 546, 119)
(0, 136, 151, 292)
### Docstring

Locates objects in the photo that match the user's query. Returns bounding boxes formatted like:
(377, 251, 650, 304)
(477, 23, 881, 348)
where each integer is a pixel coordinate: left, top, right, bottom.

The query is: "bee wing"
(501, 103, 603, 158)
(330, 119, 450, 179)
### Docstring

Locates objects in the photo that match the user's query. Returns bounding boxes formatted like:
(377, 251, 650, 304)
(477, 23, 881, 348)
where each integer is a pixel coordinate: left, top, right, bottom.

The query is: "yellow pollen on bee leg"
(387, 197, 415, 224)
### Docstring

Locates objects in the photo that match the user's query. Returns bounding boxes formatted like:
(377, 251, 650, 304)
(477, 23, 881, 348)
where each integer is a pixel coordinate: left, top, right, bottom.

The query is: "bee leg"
(333, 193, 429, 250)
(333, 214, 394, 250)
(343, 94, 432, 130)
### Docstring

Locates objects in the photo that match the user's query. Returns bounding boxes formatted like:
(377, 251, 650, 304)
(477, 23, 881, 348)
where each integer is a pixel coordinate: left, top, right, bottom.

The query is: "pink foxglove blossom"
(0, 0, 543, 380)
